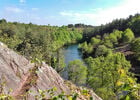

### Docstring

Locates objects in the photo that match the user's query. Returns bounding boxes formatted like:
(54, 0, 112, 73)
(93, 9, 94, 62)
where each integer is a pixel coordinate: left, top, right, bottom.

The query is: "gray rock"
(0, 42, 102, 100)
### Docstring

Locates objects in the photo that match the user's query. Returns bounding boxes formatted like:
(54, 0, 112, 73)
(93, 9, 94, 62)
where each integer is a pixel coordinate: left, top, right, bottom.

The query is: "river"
(61, 44, 83, 79)
(62, 44, 83, 65)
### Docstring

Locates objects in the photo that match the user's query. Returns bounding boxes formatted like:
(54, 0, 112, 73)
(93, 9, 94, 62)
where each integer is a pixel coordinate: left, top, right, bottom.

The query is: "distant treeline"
(82, 13, 140, 41)
(67, 23, 95, 28)
(0, 19, 83, 72)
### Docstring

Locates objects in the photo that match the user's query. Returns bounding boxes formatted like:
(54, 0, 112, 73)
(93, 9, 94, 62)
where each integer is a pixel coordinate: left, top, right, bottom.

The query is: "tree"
(113, 30, 123, 40)
(103, 39, 114, 48)
(95, 45, 112, 57)
(86, 53, 138, 100)
(68, 24, 74, 28)
(0, 19, 7, 23)
(90, 37, 101, 46)
(78, 42, 88, 53)
(128, 14, 140, 35)
(122, 28, 135, 43)
(51, 49, 65, 73)
(131, 38, 140, 61)
(109, 33, 118, 45)
(67, 60, 87, 85)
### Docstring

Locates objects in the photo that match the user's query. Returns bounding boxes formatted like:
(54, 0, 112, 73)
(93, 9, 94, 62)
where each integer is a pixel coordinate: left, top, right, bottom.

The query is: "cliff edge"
(0, 42, 102, 100)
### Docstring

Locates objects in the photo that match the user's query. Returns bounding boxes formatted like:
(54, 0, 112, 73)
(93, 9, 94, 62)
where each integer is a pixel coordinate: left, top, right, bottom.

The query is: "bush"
(95, 45, 112, 57)
(67, 60, 87, 85)
(122, 28, 135, 43)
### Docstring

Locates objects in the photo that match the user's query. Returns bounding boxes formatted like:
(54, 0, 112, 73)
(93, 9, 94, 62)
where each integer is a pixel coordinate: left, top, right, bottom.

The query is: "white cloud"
(19, 0, 26, 3)
(5, 7, 24, 13)
(60, 0, 140, 25)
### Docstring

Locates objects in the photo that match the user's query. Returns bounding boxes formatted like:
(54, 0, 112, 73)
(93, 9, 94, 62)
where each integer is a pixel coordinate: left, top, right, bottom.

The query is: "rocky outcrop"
(0, 42, 102, 100)
(114, 44, 134, 56)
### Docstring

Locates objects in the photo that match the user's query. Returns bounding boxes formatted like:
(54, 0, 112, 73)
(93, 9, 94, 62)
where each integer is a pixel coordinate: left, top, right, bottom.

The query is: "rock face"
(0, 42, 102, 100)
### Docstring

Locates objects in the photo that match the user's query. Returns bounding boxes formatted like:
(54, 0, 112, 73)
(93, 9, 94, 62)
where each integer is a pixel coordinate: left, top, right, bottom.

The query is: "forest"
(0, 13, 140, 100)
(0, 19, 82, 73)
(78, 14, 140, 100)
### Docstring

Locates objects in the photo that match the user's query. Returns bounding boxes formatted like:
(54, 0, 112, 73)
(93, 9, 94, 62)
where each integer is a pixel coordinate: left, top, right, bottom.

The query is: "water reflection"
(61, 44, 83, 79)
(62, 44, 83, 66)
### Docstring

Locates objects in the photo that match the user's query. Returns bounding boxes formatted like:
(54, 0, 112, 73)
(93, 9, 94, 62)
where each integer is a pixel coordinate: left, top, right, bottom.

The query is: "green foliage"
(78, 42, 88, 53)
(122, 28, 135, 43)
(103, 38, 114, 48)
(0, 94, 14, 100)
(102, 29, 124, 47)
(34, 87, 79, 100)
(78, 25, 139, 100)
(0, 20, 83, 72)
(67, 60, 87, 85)
(51, 50, 66, 73)
(86, 53, 139, 100)
(90, 37, 101, 46)
(128, 14, 140, 35)
(108, 33, 118, 45)
(95, 45, 112, 57)
(78, 42, 93, 54)
(79, 28, 134, 58)
(0, 15, 140, 100)
(0, 87, 79, 100)
(131, 38, 140, 60)
(82, 13, 140, 40)
(85, 43, 93, 54)
(113, 29, 123, 40)
(0, 35, 21, 50)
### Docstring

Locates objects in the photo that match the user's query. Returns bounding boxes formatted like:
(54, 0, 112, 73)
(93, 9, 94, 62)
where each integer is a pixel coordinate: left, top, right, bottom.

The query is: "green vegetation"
(79, 28, 134, 57)
(95, 45, 112, 57)
(34, 87, 79, 100)
(0, 87, 79, 100)
(1, 14, 140, 100)
(131, 38, 140, 61)
(122, 28, 135, 43)
(67, 60, 87, 85)
(77, 14, 140, 99)
(0, 19, 82, 72)
(86, 53, 139, 100)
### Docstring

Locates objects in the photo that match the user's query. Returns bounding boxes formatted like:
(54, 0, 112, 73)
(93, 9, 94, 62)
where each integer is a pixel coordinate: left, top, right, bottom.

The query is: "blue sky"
(0, 0, 140, 26)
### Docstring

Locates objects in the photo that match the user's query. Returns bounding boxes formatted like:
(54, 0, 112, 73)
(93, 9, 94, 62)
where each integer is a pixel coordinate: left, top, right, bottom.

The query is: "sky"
(0, 0, 140, 26)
